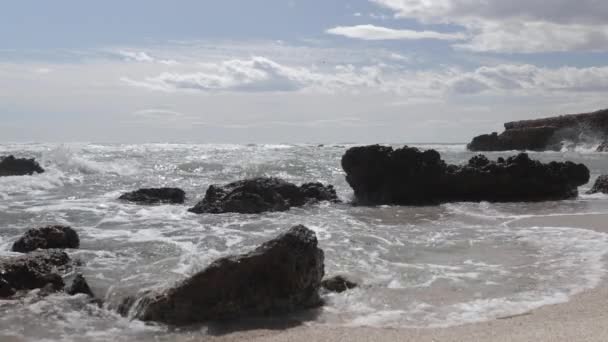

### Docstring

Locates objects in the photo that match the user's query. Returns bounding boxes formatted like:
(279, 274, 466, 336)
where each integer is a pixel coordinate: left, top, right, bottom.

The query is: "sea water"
(2, 143, 608, 341)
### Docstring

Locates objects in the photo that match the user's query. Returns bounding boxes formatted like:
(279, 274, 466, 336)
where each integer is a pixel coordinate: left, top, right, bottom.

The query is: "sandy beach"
(203, 213, 608, 342)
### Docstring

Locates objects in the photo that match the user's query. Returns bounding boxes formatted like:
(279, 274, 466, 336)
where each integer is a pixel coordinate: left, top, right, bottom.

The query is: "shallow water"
(2, 143, 608, 341)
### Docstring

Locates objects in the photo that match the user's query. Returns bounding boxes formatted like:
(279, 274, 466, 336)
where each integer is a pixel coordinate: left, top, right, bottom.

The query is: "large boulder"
(119, 188, 186, 205)
(0, 155, 44, 176)
(12, 225, 80, 253)
(188, 177, 339, 214)
(468, 108, 608, 151)
(342, 145, 590, 205)
(0, 250, 72, 298)
(121, 225, 325, 325)
(586, 175, 608, 194)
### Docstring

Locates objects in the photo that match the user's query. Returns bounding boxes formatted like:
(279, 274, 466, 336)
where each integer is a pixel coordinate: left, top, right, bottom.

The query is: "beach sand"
(202, 213, 608, 342)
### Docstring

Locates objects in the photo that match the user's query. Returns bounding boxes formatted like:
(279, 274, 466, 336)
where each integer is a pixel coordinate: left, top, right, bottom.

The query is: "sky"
(1, 0, 608, 143)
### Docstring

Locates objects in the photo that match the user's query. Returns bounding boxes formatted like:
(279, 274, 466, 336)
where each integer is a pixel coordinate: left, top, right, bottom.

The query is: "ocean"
(1, 143, 608, 341)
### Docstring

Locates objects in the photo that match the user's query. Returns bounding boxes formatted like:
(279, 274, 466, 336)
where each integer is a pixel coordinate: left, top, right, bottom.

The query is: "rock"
(188, 177, 339, 214)
(0, 250, 72, 298)
(321, 275, 358, 293)
(119, 188, 186, 205)
(12, 225, 80, 253)
(0, 155, 44, 176)
(586, 175, 608, 194)
(597, 141, 608, 152)
(122, 225, 325, 325)
(468, 108, 608, 151)
(65, 273, 95, 297)
(342, 145, 590, 205)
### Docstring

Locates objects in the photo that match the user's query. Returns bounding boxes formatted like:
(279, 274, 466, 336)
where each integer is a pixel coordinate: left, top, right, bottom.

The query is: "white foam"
(42, 146, 139, 175)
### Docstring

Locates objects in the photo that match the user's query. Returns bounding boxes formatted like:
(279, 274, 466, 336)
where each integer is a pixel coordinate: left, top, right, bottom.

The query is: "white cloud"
(369, 0, 608, 52)
(119, 51, 155, 62)
(118, 54, 608, 101)
(447, 64, 608, 94)
(326, 24, 466, 41)
(118, 50, 179, 65)
(132, 109, 185, 119)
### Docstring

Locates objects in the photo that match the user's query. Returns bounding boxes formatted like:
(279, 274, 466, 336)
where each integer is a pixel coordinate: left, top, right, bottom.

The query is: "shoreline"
(207, 213, 608, 342)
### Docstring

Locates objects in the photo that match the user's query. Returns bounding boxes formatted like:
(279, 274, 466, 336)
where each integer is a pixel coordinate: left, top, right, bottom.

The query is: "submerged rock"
(188, 177, 338, 214)
(0, 250, 72, 298)
(468, 108, 608, 151)
(122, 225, 325, 325)
(321, 275, 358, 293)
(12, 225, 80, 253)
(65, 273, 95, 298)
(586, 175, 608, 194)
(119, 188, 186, 205)
(0, 155, 44, 176)
(342, 145, 589, 205)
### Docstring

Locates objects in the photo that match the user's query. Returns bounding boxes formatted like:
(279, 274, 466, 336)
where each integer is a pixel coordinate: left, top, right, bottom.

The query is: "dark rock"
(0, 155, 44, 176)
(0, 250, 72, 298)
(468, 127, 561, 152)
(188, 177, 339, 214)
(12, 225, 80, 253)
(122, 225, 325, 325)
(468, 108, 608, 151)
(597, 141, 608, 152)
(586, 175, 608, 194)
(119, 188, 186, 205)
(342, 145, 590, 205)
(321, 275, 358, 293)
(65, 274, 95, 297)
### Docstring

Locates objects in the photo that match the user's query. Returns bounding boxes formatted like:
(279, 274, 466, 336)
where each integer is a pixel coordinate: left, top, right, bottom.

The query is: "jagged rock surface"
(0, 250, 72, 298)
(342, 145, 590, 205)
(119, 188, 186, 205)
(12, 225, 80, 253)
(0, 155, 44, 176)
(188, 177, 338, 214)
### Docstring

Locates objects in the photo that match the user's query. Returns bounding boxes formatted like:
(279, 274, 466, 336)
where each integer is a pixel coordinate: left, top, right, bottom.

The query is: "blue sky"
(2, 0, 608, 143)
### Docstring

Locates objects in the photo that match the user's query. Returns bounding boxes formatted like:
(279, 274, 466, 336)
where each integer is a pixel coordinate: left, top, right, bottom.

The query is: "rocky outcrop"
(586, 175, 608, 194)
(188, 177, 339, 214)
(121, 225, 325, 325)
(119, 188, 186, 205)
(0, 250, 72, 298)
(12, 226, 80, 253)
(342, 145, 589, 205)
(321, 275, 358, 293)
(468, 108, 608, 151)
(0, 155, 44, 176)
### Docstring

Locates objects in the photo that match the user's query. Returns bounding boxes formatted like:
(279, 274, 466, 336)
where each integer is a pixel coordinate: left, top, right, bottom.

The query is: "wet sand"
(203, 213, 608, 342)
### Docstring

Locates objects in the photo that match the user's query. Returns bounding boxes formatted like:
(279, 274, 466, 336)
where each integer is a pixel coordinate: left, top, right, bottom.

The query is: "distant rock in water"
(12, 225, 80, 253)
(321, 275, 358, 293)
(467, 108, 608, 151)
(121, 225, 325, 325)
(342, 145, 590, 205)
(586, 175, 608, 194)
(0, 250, 72, 298)
(188, 177, 339, 214)
(0, 155, 44, 176)
(119, 188, 186, 205)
